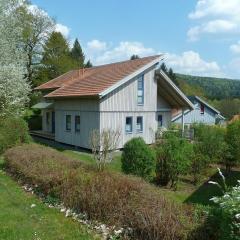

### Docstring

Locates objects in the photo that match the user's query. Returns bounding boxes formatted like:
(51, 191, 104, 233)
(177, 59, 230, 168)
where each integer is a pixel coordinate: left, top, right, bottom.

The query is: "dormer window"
(200, 103, 205, 114)
(137, 75, 144, 105)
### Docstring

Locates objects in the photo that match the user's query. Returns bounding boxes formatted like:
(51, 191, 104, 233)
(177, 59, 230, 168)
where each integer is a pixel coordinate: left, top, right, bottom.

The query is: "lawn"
(0, 158, 100, 240)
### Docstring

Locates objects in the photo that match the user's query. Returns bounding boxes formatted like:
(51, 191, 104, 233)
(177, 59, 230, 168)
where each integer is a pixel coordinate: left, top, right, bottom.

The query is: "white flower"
(65, 209, 72, 217)
(217, 168, 225, 181)
(209, 181, 218, 185)
(210, 197, 219, 203)
(235, 213, 240, 219)
(31, 204, 36, 208)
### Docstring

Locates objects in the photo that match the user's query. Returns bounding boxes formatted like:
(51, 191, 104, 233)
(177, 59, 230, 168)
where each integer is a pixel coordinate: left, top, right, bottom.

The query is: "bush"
(225, 120, 240, 172)
(4, 144, 197, 240)
(193, 124, 227, 165)
(155, 132, 193, 189)
(208, 172, 240, 240)
(121, 137, 156, 180)
(0, 117, 30, 154)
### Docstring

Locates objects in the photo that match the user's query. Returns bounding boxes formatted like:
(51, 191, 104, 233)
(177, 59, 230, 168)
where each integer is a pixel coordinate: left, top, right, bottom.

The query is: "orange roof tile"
(35, 55, 161, 98)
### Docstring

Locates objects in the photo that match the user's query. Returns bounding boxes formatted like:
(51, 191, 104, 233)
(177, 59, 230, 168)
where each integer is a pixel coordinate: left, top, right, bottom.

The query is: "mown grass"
(0, 158, 100, 240)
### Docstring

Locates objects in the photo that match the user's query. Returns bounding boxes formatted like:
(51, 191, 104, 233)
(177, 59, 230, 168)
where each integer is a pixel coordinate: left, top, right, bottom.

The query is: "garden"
(0, 116, 240, 239)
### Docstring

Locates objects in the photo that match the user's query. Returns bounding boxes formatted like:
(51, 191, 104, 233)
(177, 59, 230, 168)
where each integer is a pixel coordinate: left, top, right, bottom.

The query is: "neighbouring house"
(172, 96, 225, 126)
(229, 114, 240, 123)
(32, 55, 193, 149)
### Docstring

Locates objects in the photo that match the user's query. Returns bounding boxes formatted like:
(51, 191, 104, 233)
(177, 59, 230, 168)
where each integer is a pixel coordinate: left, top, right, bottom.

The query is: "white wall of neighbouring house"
(54, 99, 100, 149)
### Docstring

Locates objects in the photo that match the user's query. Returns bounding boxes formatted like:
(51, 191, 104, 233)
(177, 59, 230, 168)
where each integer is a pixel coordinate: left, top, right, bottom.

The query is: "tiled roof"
(35, 55, 161, 98)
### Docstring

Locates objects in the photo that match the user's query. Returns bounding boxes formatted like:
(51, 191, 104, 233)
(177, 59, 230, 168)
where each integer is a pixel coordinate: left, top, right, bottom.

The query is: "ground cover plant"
(4, 143, 199, 240)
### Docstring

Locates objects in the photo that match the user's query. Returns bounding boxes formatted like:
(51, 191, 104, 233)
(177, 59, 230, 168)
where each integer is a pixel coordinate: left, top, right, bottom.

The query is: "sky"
(31, 0, 240, 79)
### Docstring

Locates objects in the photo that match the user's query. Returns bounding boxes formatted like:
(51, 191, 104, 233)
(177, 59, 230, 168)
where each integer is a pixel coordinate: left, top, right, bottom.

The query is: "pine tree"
(160, 62, 168, 74)
(85, 60, 93, 68)
(36, 32, 77, 84)
(130, 54, 140, 60)
(168, 68, 178, 86)
(71, 38, 85, 68)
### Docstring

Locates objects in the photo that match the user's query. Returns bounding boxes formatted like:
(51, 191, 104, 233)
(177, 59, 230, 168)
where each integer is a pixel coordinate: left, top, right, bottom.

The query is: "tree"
(16, 2, 54, 86)
(89, 129, 120, 171)
(84, 59, 93, 68)
(168, 68, 178, 86)
(0, 0, 31, 117)
(155, 132, 193, 189)
(160, 62, 168, 74)
(225, 120, 240, 172)
(130, 54, 140, 60)
(121, 137, 156, 180)
(36, 31, 77, 84)
(71, 38, 85, 68)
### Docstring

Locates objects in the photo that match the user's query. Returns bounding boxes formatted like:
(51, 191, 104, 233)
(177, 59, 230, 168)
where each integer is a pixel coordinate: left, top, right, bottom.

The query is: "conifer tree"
(71, 38, 85, 68)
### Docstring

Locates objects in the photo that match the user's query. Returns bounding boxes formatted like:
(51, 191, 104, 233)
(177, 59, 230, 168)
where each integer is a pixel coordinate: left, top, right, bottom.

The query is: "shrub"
(0, 117, 30, 154)
(225, 120, 240, 172)
(4, 144, 197, 240)
(193, 124, 227, 165)
(121, 137, 156, 180)
(208, 170, 240, 240)
(155, 132, 193, 189)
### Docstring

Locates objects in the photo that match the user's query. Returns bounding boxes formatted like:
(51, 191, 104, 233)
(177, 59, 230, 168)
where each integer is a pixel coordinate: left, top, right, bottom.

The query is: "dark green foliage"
(159, 63, 179, 86)
(130, 54, 140, 60)
(193, 124, 227, 165)
(160, 62, 168, 73)
(210, 98, 240, 120)
(225, 120, 240, 172)
(71, 38, 85, 68)
(35, 32, 78, 85)
(84, 59, 93, 68)
(176, 73, 240, 100)
(0, 117, 30, 154)
(155, 132, 193, 189)
(121, 138, 156, 180)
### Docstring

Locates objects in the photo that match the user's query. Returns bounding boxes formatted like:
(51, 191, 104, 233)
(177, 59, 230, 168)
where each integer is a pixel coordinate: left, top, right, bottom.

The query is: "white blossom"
(0, 0, 30, 117)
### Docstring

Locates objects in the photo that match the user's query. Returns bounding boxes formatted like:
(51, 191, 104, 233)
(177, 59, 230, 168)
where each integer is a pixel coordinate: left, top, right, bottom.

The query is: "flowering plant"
(209, 168, 240, 239)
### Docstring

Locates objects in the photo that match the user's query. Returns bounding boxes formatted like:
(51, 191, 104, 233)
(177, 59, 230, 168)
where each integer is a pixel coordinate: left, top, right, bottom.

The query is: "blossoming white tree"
(0, 0, 30, 117)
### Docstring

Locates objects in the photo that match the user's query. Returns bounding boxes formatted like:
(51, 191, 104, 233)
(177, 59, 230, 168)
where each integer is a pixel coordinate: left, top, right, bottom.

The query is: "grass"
(0, 158, 100, 240)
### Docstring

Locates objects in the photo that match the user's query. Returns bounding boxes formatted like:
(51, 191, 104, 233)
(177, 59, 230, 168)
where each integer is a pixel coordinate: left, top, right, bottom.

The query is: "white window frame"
(125, 116, 133, 134)
(137, 75, 144, 105)
(136, 116, 143, 133)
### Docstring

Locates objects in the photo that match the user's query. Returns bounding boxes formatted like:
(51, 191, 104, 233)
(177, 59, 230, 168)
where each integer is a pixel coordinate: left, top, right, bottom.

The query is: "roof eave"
(99, 56, 164, 98)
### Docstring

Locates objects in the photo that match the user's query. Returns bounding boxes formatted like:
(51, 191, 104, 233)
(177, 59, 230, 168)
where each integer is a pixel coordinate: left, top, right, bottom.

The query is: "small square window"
(136, 116, 143, 132)
(75, 115, 80, 133)
(66, 115, 71, 131)
(125, 117, 133, 133)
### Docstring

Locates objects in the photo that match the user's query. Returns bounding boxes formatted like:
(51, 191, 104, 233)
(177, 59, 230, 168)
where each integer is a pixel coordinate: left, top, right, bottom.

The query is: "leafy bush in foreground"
(208, 170, 240, 240)
(4, 144, 197, 240)
(0, 117, 30, 154)
(121, 137, 156, 180)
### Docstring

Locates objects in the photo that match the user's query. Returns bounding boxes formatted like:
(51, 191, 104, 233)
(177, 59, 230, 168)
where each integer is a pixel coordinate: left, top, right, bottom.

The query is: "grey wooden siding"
(173, 102, 216, 125)
(54, 99, 100, 149)
(100, 66, 171, 148)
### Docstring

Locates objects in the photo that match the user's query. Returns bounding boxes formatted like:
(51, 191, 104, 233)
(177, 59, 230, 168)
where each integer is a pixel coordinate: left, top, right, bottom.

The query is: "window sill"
(125, 131, 133, 135)
(137, 104, 144, 106)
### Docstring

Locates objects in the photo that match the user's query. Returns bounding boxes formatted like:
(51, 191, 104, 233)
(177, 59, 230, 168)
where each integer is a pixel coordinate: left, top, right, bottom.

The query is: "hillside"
(176, 73, 240, 100)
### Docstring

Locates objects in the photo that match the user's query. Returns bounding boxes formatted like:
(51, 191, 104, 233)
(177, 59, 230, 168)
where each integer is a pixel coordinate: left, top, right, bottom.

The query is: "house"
(172, 96, 225, 126)
(229, 114, 240, 123)
(32, 55, 193, 149)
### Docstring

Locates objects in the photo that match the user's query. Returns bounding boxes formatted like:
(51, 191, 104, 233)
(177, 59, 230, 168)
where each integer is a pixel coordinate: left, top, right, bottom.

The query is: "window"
(136, 116, 143, 132)
(125, 117, 133, 133)
(137, 75, 144, 105)
(157, 115, 163, 128)
(46, 112, 50, 125)
(75, 115, 80, 133)
(200, 103, 205, 115)
(66, 115, 71, 131)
